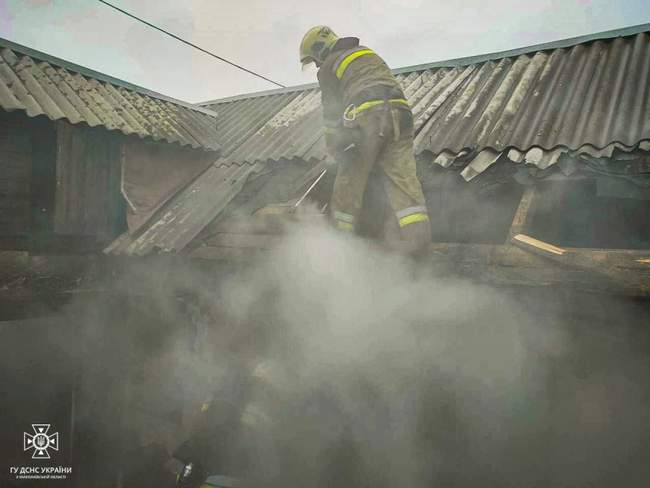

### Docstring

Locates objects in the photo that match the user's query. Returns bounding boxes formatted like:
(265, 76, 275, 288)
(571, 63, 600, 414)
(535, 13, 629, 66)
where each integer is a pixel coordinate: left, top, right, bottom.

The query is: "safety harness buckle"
(342, 104, 357, 127)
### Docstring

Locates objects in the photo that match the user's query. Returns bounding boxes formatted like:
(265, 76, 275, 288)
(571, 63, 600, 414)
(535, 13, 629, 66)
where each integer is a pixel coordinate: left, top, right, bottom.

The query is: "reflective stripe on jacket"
(317, 37, 407, 132)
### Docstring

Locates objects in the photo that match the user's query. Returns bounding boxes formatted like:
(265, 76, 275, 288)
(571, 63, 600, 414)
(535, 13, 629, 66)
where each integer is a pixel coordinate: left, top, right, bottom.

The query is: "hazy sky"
(1, 0, 649, 103)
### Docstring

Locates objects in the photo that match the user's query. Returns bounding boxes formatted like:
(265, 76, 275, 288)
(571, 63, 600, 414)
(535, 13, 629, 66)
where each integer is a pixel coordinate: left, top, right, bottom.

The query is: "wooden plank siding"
(0, 111, 31, 236)
(54, 120, 124, 239)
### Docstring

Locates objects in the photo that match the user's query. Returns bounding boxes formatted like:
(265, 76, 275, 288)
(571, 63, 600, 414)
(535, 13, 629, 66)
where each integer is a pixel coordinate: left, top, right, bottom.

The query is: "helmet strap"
(320, 46, 331, 63)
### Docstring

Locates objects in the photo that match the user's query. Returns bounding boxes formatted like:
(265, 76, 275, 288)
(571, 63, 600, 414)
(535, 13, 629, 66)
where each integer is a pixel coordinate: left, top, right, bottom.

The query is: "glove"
(325, 128, 358, 156)
(176, 462, 206, 488)
(325, 129, 359, 168)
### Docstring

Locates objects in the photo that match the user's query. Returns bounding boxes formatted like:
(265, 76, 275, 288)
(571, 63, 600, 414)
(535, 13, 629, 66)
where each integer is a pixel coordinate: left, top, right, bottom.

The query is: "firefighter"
(300, 26, 431, 249)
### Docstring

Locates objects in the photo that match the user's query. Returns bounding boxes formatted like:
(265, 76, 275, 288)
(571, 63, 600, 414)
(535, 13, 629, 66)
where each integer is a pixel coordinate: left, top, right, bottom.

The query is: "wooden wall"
(0, 112, 214, 252)
(0, 113, 127, 250)
(0, 111, 32, 237)
(54, 121, 124, 240)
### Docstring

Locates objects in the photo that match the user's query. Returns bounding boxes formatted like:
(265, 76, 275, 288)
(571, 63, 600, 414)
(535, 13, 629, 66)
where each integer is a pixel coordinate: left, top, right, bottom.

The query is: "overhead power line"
(96, 0, 286, 88)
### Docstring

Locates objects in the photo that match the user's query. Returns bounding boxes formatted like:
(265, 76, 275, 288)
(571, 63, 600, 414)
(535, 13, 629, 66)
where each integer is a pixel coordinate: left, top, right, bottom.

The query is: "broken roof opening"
(529, 178, 650, 250)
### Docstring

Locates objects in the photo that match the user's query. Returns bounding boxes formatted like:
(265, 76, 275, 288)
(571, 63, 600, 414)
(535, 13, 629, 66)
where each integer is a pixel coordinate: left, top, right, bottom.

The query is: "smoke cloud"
(208, 221, 650, 487)
(3, 220, 650, 487)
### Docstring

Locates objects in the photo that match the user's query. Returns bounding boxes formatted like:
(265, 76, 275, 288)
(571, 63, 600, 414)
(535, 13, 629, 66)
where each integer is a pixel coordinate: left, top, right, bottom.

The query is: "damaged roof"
(201, 22, 650, 176)
(0, 37, 221, 151)
(107, 23, 650, 255)
(106, 162, 263, 256)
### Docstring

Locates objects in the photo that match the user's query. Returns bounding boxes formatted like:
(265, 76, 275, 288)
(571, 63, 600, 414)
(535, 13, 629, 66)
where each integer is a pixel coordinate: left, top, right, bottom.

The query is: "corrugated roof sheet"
(0, 37, 221, 151)
(204, 86, 323, 165)
(415, 32, 650, 177)
(200, 24, 650, 178)
(214, 89, 324, 166)
(211, 91, 300, 156)
(109, 23, 650, 256)
(105, 161, 263, 255)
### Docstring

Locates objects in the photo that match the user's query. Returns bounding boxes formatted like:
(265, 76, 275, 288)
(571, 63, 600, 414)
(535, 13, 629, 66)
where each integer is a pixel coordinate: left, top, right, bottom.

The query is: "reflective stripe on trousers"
(396, 205, 429, 227)
(333, 211, 355, 231)
(330, 111, 427, 238)
(336, 221, 354, 231)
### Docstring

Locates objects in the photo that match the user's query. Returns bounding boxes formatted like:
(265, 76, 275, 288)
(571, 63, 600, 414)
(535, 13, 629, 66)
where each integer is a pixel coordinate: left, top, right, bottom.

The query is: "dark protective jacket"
(317, 37, 407, 136)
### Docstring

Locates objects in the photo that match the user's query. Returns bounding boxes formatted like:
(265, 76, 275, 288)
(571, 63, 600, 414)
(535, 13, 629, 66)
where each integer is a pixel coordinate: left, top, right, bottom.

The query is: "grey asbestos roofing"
(107, 23, 650, 255)
(105, 161, 263, 255)
(202, 23, 650, 176)
(0, 37, 220, 151)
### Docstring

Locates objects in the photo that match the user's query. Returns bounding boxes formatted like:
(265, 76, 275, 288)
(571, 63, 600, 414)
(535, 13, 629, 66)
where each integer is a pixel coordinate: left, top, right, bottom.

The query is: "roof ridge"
(199, 22, 650, 104)
(0, 36, 218, 117)
(393, 21, 650, 74)
(201, 83, 319, 106)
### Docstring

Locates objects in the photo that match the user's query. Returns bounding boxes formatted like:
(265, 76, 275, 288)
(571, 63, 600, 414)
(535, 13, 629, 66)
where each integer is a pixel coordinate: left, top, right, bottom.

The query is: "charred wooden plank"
(511, 234, 650, 294)
(507, 186, 537, 242)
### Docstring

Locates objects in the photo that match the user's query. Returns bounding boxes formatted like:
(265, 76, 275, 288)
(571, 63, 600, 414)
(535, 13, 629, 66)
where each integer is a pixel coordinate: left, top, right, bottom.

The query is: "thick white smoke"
(5, 219, 648, 487)
(214, 222, 578, 487)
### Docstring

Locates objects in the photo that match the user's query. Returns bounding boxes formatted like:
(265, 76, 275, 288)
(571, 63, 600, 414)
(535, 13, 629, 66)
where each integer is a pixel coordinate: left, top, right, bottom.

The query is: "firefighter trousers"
(330, 109, 430, 247)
